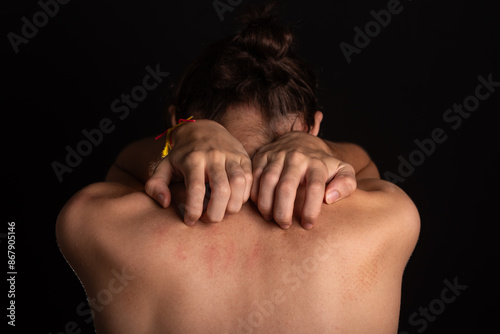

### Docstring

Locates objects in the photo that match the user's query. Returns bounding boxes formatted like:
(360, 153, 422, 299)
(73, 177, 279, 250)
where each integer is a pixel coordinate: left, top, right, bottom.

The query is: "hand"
(251, 131, 356, 230)
(145, 120, 253, 225)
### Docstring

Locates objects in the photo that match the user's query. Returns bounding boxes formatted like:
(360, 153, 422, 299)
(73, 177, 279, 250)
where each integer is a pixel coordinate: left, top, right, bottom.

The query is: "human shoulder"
(56, 183, 150, 277)
(356, 178, 420, 264)
(56, 182, 139, 231)
(356, 178, 420, 225)
(56, 183, 163, 333)
(319, 178, 420, 269)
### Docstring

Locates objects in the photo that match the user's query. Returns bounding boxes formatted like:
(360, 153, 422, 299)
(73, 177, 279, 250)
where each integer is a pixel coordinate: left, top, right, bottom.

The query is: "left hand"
(251, 131, 356, 230)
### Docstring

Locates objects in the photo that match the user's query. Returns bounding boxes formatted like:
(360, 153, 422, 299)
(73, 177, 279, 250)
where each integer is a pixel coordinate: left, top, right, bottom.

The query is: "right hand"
(145, 120, 253, 226)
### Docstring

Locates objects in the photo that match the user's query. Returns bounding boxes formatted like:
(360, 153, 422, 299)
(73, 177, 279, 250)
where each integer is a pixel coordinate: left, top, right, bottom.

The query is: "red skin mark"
(245, 243, 260, 271)
(205, 245, 220, 278)
(222, 241, 236, 270)
(203, 241, 238, 278)
(175, 244, 188, 261)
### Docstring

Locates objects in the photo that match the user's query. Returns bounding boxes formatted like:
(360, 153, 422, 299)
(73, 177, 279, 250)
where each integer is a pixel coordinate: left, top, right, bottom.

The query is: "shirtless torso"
(57, 178, 419, 333)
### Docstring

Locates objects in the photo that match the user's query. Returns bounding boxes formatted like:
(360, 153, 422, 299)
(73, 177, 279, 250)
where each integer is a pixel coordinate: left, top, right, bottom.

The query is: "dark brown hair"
(171, 2, 319, 136)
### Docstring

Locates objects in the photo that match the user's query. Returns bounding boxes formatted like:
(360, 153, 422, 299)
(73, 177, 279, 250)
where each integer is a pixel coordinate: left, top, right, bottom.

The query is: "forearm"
(106, 120, 237, 189)
(106, 130, 379, 191)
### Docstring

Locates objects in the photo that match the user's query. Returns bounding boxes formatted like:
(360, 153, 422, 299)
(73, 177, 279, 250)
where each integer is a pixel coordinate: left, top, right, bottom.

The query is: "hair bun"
(233, 4, 293, 60)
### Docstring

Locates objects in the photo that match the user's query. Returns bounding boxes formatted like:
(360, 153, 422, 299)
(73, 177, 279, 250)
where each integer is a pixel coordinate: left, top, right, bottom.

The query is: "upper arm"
(106, 137, 165, 187)
(357, 178, 421, 266)
(318, 178, 419, 329)
(325, 141, 380, 180)
(56, 183, 137, 278)
(349, 179, 420, 325)
(56, 183, 157, 332)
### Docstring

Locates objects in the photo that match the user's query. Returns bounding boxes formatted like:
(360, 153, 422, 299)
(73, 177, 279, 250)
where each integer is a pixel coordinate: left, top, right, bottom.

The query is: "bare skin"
(107, 107, 379, 229)
(57, 108, 419, 333)
(57, 177, 419, 334)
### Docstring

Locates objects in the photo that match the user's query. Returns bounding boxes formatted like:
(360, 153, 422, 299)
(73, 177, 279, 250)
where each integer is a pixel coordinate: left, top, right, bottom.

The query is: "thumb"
(324, 163, 356, 204)
(145, 159, 174, 208)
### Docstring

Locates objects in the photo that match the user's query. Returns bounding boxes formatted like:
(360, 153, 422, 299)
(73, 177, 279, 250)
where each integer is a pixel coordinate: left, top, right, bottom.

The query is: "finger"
(198, 183, 212, 224)
(273, 163, 304, 229)
(257, 158, 284, 222)
(301, 166, 328, 229)
(225, 160, 247, 214)
(325, 163, 357, 204)
(182, 157, 207, 226)
(206, 160, 231, 223)
(145, 159, 174, 208)
(251, 153, 268, 203)
(241, 157, 253, 204)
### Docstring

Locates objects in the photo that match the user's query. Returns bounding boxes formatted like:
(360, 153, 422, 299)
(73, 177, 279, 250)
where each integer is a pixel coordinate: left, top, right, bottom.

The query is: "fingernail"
(281, 223, 291, 230)
(326, 190, 340, 204)
(157, 193, 166, 207)
(184, 219, 196, 227)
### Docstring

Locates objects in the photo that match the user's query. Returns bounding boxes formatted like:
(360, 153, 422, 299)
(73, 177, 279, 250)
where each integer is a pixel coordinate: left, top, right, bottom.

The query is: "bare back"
(57, 180, 419, 334)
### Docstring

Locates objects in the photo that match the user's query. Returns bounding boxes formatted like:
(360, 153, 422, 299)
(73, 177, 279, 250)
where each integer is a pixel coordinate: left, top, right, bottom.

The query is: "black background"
(2, 0, 499, 333)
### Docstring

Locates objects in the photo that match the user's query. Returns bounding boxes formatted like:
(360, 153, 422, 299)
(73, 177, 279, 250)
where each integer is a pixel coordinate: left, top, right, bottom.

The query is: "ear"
(308, 111, 323, 136)
(168, 105, 177, 126)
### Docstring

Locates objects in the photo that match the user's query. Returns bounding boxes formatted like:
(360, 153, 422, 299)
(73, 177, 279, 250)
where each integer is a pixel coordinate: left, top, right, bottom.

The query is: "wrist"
(295, 132, 333, 156)
(170, 119, 228, 150)
(173, 119, 222, 140)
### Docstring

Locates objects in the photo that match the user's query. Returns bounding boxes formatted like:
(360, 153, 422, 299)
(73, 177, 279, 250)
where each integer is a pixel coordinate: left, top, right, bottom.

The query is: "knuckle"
(307, 180, 325, 194)
(189, 181, 206, 195)
(212, 181, 230, 198)
(230, 172, 247, 187)
(277, 179, 298, 195)
(339, 172, 357, 191)
(207, 148, 225, 161)
(183, 151, 204, 167)
(261, 169, 281, 185)
(245, 170, 254, 185)
(340, 163, 356, 176)
(145, 177, 161, 195)
(287, 150, 306, 164)
(347, 177, 357, 190)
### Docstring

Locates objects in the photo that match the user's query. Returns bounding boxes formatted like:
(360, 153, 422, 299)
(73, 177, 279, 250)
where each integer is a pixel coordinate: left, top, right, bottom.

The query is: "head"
(169, 3, 323, 155)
